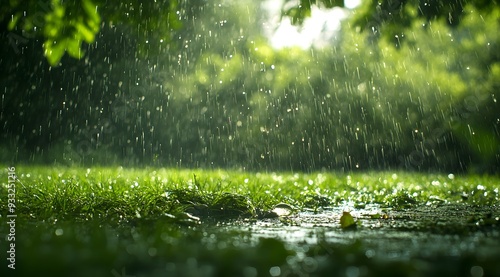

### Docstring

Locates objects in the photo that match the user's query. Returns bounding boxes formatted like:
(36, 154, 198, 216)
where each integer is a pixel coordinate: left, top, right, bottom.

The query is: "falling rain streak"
(1, 0, 499, 173)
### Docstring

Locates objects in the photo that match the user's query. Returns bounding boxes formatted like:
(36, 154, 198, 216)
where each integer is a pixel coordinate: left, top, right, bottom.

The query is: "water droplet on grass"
(269, 266, 281, 276)
(55, 228, 64, 236)
(271, 203, 294, 217)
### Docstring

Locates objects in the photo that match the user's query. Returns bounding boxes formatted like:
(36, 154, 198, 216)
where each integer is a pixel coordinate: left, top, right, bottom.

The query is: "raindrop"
(470, 266, 484, 277)
(269, 266, 281, 277)
(346, 266, 360, 277)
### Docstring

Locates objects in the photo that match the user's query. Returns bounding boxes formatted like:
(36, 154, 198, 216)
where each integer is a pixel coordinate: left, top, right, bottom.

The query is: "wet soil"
(222, 203, 500, 264)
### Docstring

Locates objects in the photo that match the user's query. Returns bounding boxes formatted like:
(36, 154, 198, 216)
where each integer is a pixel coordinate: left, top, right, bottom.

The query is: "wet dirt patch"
(6, 204, 500, 277)
(219, 203, 500, 265)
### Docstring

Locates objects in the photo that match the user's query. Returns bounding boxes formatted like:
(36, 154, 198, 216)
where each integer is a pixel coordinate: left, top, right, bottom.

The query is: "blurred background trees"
(1, 0, 498, 172)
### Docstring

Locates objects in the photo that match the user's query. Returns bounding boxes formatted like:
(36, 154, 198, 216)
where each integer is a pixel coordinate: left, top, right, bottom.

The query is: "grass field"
(0, 166, 499, 276)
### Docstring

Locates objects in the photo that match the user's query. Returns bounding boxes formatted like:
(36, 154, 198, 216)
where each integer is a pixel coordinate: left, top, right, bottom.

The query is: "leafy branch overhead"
(6, 0, 100, 65)
(283, 0, 499, 44)
(4, 0, 182, 66)
(283, 0, 345, 25)
(4, 0, 499, 65)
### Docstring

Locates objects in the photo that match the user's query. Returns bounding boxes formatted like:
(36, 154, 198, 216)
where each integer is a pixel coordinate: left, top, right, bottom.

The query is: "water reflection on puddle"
(216, 204, 500, 261)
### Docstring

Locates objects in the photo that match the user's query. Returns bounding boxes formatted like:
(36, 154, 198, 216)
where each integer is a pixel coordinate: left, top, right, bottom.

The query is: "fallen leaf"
(340, 211, 356, 229)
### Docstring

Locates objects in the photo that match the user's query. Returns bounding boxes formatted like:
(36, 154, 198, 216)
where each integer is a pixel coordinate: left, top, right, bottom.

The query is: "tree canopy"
(284, 0, 499, 45)
(3, 0, 499, 65)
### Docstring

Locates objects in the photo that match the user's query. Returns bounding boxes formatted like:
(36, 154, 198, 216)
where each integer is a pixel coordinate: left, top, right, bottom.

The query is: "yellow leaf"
(340, 211, 356, 229)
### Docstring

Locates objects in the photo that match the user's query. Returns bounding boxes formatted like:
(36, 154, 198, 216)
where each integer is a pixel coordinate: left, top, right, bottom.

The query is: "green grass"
(3, 166, 499, 221)
(0, 166, 499, 276)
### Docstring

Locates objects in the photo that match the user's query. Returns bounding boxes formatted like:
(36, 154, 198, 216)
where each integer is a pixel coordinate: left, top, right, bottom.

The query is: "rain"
(1, 0, 499, 276)
(1, 0, 498, 172)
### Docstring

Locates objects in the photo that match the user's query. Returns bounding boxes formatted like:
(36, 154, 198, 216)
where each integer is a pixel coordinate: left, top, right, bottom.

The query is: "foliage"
(283, 0, 500, 46)
(2, 0, 184, 65)
(1, 1, 499, 172)
(1, 166, 499, 221)
(283, 0, 345, 25)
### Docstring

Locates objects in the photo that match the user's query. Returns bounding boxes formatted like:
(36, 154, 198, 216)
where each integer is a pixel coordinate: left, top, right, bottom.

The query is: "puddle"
(218, 203, 500, 262)
(4, 203, 499, 277)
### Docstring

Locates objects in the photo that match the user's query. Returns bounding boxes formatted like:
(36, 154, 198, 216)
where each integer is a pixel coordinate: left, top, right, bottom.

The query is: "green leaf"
(75, 22, 95, 43)
(44, 39, 66, 66)
(8, 13, 21, 30)
(82, 0, 100, 23)
(322, 0, 344, 8)
(66, 38, 83, 59)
